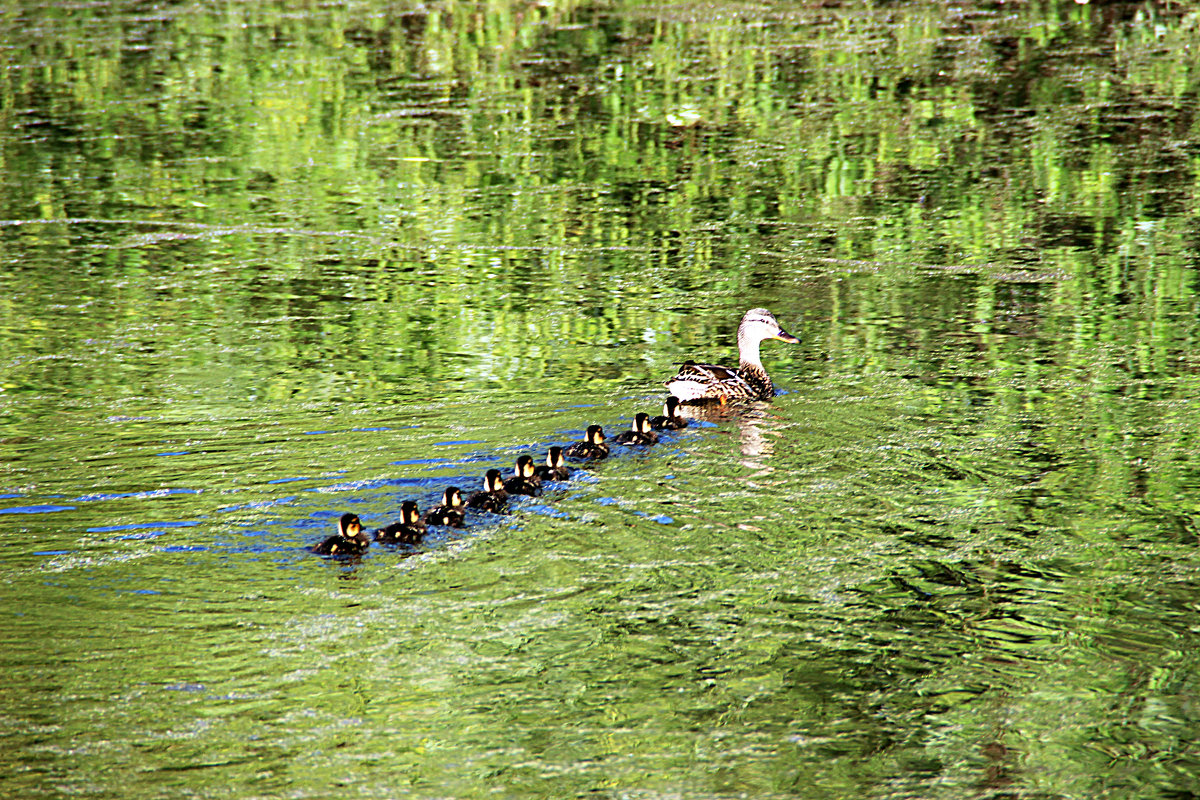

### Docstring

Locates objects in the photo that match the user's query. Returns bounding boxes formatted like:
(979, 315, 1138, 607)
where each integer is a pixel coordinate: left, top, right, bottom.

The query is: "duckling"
(467, 468, 509, 513)
(564, 424, 609, 461)
(374, 499, 426, 545)
(502, 454, 542, 497)
(612, 412, 659, 446)
(649, 395, 688, 430)
(535, 446, 570, 482)
(424, 486, 466, 528)
(311, 512, 370, 555)
(664, 308, 799, 403)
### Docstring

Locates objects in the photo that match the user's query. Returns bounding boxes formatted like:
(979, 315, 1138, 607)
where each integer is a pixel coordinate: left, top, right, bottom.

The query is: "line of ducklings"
(313, 307, 802, 556)
(311, 396, 688, 556)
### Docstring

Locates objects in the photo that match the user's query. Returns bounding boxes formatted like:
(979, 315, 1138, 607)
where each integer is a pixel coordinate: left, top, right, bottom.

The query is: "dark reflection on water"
(3, 0, 1200, 798)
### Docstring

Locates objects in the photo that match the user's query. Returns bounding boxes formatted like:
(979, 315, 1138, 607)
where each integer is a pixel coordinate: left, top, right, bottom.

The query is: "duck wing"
(666, 361, 761, 401)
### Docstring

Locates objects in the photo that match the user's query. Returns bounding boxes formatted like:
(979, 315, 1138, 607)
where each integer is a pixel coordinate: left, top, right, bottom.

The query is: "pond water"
(2, 1, 1200, 798)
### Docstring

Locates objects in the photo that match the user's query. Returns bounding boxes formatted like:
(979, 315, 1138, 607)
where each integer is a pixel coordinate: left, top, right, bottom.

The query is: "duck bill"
(774, 328, 800, 344)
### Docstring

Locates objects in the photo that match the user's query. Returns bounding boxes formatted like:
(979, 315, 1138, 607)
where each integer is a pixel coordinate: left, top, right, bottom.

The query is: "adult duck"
(311, 512, 370, 556)
(374, 500, 426, 545)
(664, 308, 799, 403)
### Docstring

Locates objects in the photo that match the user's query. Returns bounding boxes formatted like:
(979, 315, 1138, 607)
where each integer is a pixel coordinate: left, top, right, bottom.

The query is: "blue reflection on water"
(526, 503, 570, 519)
(0, 504, 77, 514)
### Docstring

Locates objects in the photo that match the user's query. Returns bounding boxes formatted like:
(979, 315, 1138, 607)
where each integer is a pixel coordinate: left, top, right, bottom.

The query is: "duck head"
(338, 512, 363, 539)
(546, 446, 564, 468)
(514, 455, 536, 479)
(741, 308, 799, 345)
(484, 468, 504, 493)
(443, 486, 463, 508)
(400, 500, 420, 526)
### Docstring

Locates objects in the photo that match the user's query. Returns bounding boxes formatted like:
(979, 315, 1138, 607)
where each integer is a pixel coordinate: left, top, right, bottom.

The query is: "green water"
(3, 1, 1200, 797)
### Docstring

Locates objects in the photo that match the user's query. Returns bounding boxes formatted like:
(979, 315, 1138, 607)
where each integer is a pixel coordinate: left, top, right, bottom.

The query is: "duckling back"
(467, 469, 510, 513)
(650, 396, 688, 430)
(564, 425, 609, 461)
(502, 455, 542, 497)
(374, 500, 426, 544)
(535, 446, 570, 481)
(613, 413, 658, 445)
(425, 486, 466, 527)
(311, 513, 370, 555)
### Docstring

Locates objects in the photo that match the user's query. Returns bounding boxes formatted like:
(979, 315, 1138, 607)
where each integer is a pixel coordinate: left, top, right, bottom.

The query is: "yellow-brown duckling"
(467, 468, 509, 513)
(612, 412, 658, 446)
(424, 486, 466, 528)
(503, 454, 542, 497)
(311, 512, 370, 555)
(564, 424, 609, 461)
(649, 395, 688, 431)
(535, 446, 570, 482)
(374, 500, 426, 545)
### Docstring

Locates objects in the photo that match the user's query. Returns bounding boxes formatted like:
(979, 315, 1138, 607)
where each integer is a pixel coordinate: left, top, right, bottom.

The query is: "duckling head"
(586, 424, 606, 444)
(514, 454, 536, 479)
(484, 468, 504, 492)
(401, 500, 420, 525)
(634, 412, 652, 434)
(443, 486, 463, 507)
(546, 446, 564, 468)
(664, 395, 681, 416)
(339, 512, 363, 538)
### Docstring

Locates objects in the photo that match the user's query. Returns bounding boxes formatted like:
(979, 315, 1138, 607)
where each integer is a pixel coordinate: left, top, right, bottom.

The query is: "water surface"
(2, 1, 1200, 798)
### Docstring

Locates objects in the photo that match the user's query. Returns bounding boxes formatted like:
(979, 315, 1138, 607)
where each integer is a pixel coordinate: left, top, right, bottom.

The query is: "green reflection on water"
(2, 1, 1200, 798)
